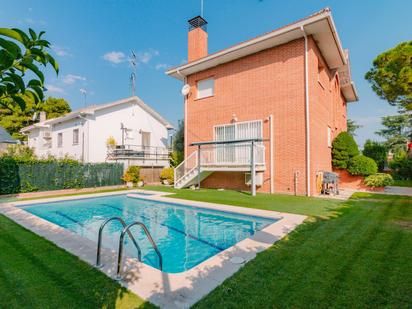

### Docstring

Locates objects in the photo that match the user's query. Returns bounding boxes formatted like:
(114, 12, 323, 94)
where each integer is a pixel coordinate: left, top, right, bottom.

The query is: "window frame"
(327, 126, 332, 148)
(73, 128, 79, 145)
(57, 132, 63, 148)
(196, 77, 214, 99)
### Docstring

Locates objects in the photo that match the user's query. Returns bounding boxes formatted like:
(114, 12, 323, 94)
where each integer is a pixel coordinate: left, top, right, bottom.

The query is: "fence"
(0, 157, 124, 194)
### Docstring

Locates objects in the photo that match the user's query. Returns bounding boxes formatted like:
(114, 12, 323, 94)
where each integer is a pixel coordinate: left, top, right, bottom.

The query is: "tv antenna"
(200, 0, 204, 17)
(129, 51, 137, 96)
(80, 88, 87, 107)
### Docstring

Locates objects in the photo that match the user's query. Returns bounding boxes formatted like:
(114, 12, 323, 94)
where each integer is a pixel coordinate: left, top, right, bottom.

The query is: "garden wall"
(0, 157, 124, 194)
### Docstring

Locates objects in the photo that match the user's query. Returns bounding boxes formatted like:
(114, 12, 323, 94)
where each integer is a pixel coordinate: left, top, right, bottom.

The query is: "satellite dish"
(181, 84, 190, 96)
(32, 112, 38, 121)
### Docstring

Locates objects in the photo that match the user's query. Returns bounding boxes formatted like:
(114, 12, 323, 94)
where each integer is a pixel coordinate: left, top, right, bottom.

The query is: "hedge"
(0, 157, 124, 194)
(347, 155, 378, 176)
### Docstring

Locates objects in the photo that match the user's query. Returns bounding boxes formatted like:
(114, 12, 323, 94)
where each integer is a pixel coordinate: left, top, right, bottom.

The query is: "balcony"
(107, 144, 170, 166)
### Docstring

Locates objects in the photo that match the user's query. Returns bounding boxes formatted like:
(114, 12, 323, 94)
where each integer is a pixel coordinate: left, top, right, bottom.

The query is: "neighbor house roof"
(21, 96, 174, 133)
(166, 8, 358, 102)
(0, 126, 17, 144)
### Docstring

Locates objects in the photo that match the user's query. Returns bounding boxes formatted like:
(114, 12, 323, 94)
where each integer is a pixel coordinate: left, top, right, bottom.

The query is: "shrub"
(160, 167, 174, 184)
(332, 132, 359, 169)
(389, 151, 412, 180)
(364, 173, 394, 187)
(362, 140, 388, 171)
(348, 155, 378, 176)
(106, 136, 116, 148)
(122, 165, 140, 183)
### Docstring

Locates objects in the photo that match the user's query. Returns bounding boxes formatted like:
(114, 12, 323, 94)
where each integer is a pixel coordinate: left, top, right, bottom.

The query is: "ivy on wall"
(0, 157, 123, 194)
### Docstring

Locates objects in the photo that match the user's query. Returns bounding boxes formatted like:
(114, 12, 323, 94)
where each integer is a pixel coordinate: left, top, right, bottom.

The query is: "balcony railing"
(107, 144, 170, 162)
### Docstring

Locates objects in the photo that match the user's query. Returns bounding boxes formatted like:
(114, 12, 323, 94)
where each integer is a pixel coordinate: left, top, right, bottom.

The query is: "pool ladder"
(95, 217, 163, 280)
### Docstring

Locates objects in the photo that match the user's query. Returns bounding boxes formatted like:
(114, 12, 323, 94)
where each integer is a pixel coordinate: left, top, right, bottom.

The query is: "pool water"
(22, 195, 276, 273)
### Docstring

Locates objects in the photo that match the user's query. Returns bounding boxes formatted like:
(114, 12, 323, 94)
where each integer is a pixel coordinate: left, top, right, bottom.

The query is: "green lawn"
(143, 186, 342, 218)
(0, 214, 155, 309)
(393, 179, 412, 187)
(1, 186, 411, 308)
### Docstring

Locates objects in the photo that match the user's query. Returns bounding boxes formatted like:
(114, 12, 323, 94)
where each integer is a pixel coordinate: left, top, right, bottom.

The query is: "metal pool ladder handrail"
(116, 221, 163, 280)
(95, 217, 142, 268)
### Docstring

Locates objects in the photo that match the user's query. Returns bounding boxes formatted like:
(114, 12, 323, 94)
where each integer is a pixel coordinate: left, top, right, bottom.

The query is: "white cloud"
(155, 63, 170, 70)
(52, 45, 72, 57)
(45, 84, 66, 94)
(62, 74, 86, 85)
(136, 49, 159, 64)
(103, 51, 126, 64)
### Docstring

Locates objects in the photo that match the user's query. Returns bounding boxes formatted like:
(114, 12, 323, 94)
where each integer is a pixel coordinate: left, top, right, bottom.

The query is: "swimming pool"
(22, 194, 276, 273)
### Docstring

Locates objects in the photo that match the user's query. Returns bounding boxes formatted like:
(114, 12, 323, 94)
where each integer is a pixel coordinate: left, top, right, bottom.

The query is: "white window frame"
(57, 132, 63, 148)
(327, 126, 332, 148)
(213, 120, 263, 141)
(73, 129, 79, 145)
(197, 78, 214, 99)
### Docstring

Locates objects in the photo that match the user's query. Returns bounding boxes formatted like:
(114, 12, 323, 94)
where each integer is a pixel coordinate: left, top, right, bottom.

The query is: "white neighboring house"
(21, 96, 173, 169)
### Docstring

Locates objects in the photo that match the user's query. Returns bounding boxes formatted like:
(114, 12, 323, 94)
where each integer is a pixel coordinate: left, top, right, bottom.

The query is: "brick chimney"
(188, 16, 208, 62)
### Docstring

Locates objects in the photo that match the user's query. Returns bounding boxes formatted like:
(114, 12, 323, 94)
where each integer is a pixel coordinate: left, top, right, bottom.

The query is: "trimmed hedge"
(332, 132, 359, 169)
(364, 173, 394, 187)
(0, 157, 124, 194)
(348, 155, 378, 176)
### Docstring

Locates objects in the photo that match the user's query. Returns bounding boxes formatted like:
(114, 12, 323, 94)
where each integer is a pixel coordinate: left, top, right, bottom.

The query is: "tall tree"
(0, 96, 71, 140)
(375, 114, 412, 152)
(0, 28, 58, 110)
(365, 41, 412, 111)
(362, 140, 388, 171)
(347, 119, 362, 136)
(171, 120, 184, 166)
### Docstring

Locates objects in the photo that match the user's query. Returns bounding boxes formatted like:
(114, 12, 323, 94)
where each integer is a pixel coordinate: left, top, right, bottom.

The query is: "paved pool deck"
(0, 189, 306, 308)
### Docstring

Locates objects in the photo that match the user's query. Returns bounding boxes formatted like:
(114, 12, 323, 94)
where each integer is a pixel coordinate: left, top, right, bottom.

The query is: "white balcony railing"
(107, 144, 170, 162)
(199, 143, 265, 166)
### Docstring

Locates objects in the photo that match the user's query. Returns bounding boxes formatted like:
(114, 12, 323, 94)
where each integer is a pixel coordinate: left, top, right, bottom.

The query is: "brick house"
(166, 8, 358, 196)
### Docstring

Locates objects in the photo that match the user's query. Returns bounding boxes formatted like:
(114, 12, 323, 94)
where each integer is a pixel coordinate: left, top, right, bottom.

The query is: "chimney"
(39, 111, 46, 122)
(188, 16, 208, 62)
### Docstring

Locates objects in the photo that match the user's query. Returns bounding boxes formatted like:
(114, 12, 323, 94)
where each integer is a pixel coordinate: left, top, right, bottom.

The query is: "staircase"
(174, 151, 204, 189)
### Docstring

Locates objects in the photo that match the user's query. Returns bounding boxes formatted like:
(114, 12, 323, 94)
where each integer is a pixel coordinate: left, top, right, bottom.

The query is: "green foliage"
(0, 95, 71, 140)
(122, 165, 140, 184)
(365, 41, 412, 111)
(362, 140, 388, 171)
(0, 157, 123, 194)
(2, 144, 36, 161)
(0, 28, 59, 111)
(347, 119, 362, 136)
(106, 136, 116, 148)
(160, 167, 174, 184)
(348, 155, 378, 176)
(332, 132, 359, 169)
(375, 114, 412, 153)
(172, 120, 184, 165)
(170, 150, 183, 167)
(389, 150, 412, 180)
(364, 173, 394, 187)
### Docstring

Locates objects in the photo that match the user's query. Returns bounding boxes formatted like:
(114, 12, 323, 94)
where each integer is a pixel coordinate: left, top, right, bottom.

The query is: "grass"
(192, 193, 412, 308)
(143, 185, 342, 218)
(0, 214, 155, 309)
(393, 179, 412, 187)
(1, 186, 411, 308)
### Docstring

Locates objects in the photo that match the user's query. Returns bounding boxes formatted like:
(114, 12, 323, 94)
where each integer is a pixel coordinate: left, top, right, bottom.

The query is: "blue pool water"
(22, 194, 276, 273)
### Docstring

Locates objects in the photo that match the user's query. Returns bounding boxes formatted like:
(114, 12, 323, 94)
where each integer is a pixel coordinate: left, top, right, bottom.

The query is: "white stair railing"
(174, 151, 198, 186)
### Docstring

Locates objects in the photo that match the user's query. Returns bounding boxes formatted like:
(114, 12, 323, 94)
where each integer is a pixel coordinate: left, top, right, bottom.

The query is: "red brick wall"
(188, 28, 208, 62)
(185, 36, 348, 195)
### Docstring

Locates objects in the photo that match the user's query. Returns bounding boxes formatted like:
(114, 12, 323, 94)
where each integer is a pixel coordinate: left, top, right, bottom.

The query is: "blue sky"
(3, 0, 411, 146)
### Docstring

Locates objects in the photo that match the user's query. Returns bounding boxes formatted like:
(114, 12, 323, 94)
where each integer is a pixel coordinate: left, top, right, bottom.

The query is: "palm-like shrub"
(348, 155, 378, 176)
(332, 132, 359, 169)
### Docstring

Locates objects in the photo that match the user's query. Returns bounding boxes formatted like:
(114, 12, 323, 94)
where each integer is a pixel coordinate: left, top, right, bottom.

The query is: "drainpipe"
(177, 69, 187, 159)
(300, 25, 311, 196)
(269, 114, 274, 194)
(78, 114, 89, 163)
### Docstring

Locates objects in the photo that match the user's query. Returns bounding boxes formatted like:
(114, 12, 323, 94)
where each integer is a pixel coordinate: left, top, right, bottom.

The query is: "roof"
(0, 126, 17, 144)
(21, 96, 174, 133)
(166, 8, 358, 102)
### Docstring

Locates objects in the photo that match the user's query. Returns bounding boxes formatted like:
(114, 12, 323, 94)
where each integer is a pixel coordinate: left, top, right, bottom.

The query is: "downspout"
(177, 69, 187, 159)
(300, 25, 311, 196)
(269, 114, 274, 194)
(78, 114, 89, 163)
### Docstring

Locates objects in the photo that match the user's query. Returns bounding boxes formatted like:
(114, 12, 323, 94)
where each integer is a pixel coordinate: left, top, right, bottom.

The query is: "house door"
(141, 131, 151, 153)
(214, 124, 235, 163)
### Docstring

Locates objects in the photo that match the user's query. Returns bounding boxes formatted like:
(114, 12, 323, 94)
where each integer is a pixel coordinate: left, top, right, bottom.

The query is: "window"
(327, 126, 332, 148)
(57, 132, 63, 148)
(197, 78, 214, 99)
(73, 129, 79, 145)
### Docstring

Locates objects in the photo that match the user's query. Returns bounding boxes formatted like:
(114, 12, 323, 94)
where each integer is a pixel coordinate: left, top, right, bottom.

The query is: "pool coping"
(0, 189, 306, 309)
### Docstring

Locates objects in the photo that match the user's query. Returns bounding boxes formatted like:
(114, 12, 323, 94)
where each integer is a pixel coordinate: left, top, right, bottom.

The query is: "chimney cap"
(188, 16, 207, 31)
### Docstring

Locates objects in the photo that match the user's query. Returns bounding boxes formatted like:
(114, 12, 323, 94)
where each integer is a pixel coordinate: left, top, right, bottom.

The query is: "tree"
(362, 140, 388, 171)
(347, 119, 362, 136)
(0, 28, 58, 110)
(332, 132, 359, 169)
(365, 41, 412, 111)
(0, 95, 71, 140)
(171, 120, 184, 166)
(375, 114, 412, 153)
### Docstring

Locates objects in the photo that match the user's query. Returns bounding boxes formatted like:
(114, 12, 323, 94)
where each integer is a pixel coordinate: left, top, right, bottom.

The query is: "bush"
(122, 165, 140, 183)
(160, 167, 174, 184)
(362, 140, 388, 171)
(364, 173, 394, 187)
(332, 132, 359, 169)
(348, 155, 378, 176)
(389, 151, 412, 180)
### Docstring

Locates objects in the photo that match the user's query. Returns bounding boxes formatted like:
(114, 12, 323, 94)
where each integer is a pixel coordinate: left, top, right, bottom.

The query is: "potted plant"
(122, 171, 134, 188)
(137, 176, 145, 187)
(122, 165, 141, 187)
(106, 136, 116, 150)
(160, 167, 174, 185)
